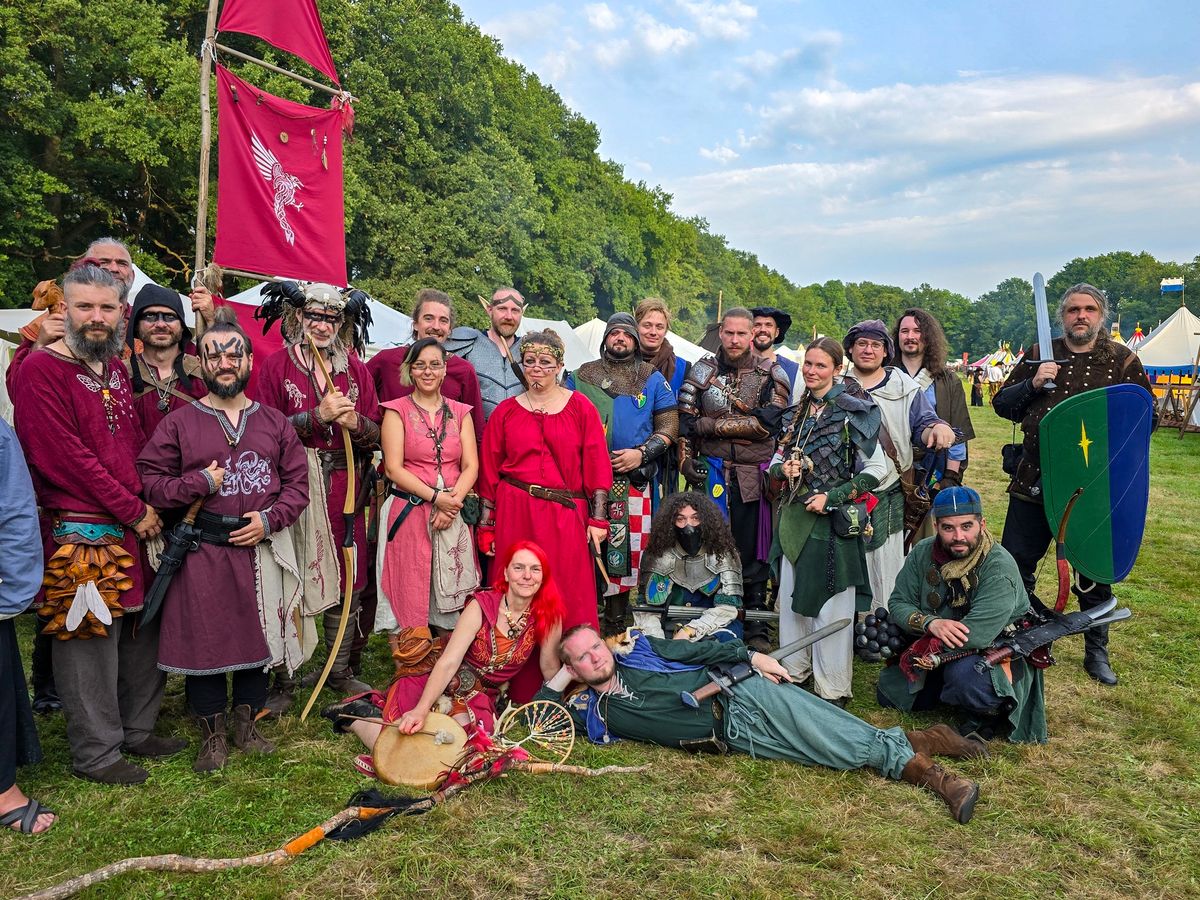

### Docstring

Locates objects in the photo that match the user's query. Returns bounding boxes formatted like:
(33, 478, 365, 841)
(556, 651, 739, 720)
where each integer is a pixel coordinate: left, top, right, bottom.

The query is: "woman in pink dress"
(329, 541, 564, 768)
(375, 338, 479, 639)
(477, 329, 612, 702)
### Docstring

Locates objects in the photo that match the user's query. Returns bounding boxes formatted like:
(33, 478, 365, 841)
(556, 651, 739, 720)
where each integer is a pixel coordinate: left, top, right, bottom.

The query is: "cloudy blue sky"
(453, 0, 1200, 299)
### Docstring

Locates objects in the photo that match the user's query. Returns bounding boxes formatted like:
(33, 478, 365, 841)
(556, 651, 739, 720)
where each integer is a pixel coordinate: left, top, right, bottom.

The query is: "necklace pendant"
(158, 397, 170, 412)
(600, 377, 613, 390)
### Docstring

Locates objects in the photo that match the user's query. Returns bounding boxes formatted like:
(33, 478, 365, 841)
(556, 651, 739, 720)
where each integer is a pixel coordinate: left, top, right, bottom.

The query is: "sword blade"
(770, 617, 852, 662)
(1083, 594, 1119, 621)
(1033, 272, 1056, 388)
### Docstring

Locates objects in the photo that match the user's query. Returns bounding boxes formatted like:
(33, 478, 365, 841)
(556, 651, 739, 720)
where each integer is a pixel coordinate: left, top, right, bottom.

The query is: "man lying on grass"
(537, 624, 987, 824)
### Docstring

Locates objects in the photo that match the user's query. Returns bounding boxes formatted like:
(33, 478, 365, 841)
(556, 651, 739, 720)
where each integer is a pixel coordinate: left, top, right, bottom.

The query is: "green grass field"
(5, 403, 1200, 899)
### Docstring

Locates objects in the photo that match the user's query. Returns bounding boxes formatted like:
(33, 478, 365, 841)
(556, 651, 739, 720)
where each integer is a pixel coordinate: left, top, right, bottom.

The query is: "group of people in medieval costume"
(3, 245, 1146, 832)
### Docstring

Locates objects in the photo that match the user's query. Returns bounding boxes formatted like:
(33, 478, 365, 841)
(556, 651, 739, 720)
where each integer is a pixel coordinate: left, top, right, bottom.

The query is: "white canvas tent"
(1135, 304, 1200, 380)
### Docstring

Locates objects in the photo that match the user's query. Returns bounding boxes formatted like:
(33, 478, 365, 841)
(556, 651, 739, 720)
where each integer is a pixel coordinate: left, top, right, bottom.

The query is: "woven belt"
(501, 476, 584, 511)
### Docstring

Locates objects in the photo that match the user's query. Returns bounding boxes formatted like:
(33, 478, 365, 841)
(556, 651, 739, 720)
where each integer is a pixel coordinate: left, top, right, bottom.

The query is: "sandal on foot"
(0, 799, 56, 835)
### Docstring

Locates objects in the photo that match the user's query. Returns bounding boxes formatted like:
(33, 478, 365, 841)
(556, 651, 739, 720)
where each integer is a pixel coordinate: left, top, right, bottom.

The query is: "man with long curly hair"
(891, 308, 974, 496)
(632, 491, 743, 641)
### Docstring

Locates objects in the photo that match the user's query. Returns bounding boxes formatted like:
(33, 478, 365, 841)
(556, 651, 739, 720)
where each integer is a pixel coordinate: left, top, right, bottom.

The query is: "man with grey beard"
(13, 264, 183, 785)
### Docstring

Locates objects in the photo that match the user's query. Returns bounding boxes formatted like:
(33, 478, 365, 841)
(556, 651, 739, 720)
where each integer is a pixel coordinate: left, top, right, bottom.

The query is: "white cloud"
(584, 3, 621, 32)
(665, 151, 1200, 297)
(634, 12, 697, 55)
(750, 74, 1200, 159)
(479, 5, 564, 52)
(699, 145, 740, 163)
(734, 31, 842, 76)
(593, 38, 632, 69)
(677, 0, 758, 40)
(541, 37, 582, 82)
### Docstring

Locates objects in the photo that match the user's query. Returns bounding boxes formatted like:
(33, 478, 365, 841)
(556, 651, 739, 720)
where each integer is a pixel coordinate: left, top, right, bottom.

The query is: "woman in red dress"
(477, 329, 612, 701)
(331, 541, 564, 766)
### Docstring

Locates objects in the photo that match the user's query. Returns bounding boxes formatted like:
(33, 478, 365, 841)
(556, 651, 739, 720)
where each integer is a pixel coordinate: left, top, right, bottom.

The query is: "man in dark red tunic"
(367, 289, 484, 434)
(138, 310, 311, 771)
(125, 284, 206, 442)
(254, 282, 382, 713)
(12, 264, 184, 785)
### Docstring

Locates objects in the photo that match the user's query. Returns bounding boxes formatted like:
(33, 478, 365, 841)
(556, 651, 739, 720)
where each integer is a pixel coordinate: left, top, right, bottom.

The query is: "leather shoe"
(32, 687, 63, 715)
(74, 758, 149, 786)
(123, 734, 188, 758)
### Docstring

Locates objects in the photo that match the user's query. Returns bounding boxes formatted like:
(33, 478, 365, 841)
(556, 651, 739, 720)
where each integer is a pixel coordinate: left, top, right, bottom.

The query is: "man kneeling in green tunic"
(876, 486, 1047, 743)
(538, 625, 987, 823)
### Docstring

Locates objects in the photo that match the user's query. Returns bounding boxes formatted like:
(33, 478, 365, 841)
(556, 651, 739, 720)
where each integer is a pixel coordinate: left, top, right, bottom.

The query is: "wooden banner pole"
(213, 42, 348, 98)
(193, 0, 220, 277)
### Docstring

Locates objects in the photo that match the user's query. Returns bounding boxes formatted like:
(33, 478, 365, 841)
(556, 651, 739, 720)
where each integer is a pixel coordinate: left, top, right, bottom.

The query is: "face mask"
(675, 524, 703, 557)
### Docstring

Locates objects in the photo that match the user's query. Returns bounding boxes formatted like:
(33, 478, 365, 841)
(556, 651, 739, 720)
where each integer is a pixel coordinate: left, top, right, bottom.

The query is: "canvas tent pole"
(194, 0, 220, 277)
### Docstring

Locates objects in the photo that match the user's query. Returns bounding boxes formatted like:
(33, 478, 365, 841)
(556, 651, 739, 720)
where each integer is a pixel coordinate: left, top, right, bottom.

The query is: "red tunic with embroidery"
(253, 346, 381, 591)
(382, 590, 537, 733)
(12, 348, 147, 609)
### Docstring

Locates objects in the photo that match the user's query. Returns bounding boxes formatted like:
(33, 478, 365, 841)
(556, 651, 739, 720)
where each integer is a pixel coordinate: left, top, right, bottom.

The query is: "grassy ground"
(5, 402, 1200, 899)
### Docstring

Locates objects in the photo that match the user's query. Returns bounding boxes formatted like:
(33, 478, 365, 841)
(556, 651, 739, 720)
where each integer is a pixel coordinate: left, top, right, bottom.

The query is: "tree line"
(2, 0, 1195, 357)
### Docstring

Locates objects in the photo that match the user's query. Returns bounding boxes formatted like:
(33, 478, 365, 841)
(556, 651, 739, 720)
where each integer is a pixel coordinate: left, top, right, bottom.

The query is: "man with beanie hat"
(875, 486, 1046, 743)
(572, 312, 678, 634)
(125, 284, 206, 441)
(844, 319, 955, 612)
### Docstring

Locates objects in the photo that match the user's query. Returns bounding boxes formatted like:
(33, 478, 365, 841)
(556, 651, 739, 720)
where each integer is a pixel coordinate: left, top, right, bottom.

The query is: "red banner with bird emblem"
(212, 65, 347, 286)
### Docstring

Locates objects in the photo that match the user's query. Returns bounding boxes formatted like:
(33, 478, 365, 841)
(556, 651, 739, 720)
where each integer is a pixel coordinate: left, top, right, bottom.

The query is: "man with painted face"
(632, 491, 743, 641)
(571, 313, 678, 634)
(678, 307, 790, 651)
(876, 487, 1046, 743)
(255, 282, 382, 713)
(844, 320, 955, 612)
(367, 289, 484, 436)
(750, 306, 799, 392)
(125, 284, 206, 440)
(445, 287, 526, 424)
(13, 264, 179, 785)
(137, 309, 311, 771)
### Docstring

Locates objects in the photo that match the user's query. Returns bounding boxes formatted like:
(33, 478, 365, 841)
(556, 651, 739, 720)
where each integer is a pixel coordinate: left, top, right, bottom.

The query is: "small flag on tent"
(217, 0, 340, 84)
(212, 66, 347, 286)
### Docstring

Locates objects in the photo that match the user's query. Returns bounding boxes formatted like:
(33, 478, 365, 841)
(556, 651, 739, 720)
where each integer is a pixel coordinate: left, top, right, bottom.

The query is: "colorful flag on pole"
(217, 0, 340, 84)
(212, 65, 347, 286)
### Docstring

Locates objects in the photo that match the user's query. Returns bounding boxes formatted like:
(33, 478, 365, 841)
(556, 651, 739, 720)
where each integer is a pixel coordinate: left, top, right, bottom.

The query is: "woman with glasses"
(375, 338, 480, 647)
(477, 329, 612, 701)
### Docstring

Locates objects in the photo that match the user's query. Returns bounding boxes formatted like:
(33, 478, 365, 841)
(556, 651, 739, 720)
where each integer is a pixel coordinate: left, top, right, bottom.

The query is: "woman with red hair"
(330, 541, 564, 760)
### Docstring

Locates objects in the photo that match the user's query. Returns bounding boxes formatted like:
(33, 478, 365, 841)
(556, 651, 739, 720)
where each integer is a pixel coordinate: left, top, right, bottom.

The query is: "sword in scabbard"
(141, 496, 206, 626)
(680, 618, 852, 708)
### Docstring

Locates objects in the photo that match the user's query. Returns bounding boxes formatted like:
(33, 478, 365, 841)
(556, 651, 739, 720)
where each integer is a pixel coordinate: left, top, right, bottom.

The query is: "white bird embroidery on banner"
(251, 131, 305, 245)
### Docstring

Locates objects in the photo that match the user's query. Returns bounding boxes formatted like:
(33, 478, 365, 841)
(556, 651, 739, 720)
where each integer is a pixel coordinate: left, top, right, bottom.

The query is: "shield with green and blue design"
(1039, 384, 1154, 584)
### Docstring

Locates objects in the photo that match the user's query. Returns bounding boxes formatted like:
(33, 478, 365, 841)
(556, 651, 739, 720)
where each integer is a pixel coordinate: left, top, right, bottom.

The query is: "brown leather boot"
(900, 752, 979, 824)
(263, 671, 297, 719)
(231, 705, 276, 755)
(906, 724, 990, 760)
(194, 714, 228, 773)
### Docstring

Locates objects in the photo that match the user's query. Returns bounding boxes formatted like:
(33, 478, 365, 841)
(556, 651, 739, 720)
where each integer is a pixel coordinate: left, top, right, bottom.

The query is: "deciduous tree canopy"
(1, 0, 1194, 355)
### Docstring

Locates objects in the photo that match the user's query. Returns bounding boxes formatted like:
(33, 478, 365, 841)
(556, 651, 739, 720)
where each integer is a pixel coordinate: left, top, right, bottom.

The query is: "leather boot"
(900, 752, 979, 824)
(1082, 623, 1117, 685)
(906, 724, 990, 760)
(231, 705, 276, 755)
(263, 670, 297, 719)
(326, 667, 372, 695)
(603, 593, 629, 637)
(194, 713, 229, 773)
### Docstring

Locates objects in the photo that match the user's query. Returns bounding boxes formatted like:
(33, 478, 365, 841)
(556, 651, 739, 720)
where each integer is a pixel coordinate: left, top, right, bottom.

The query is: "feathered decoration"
(255, 280, 307, 338)
(342, 288, 373, 353)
